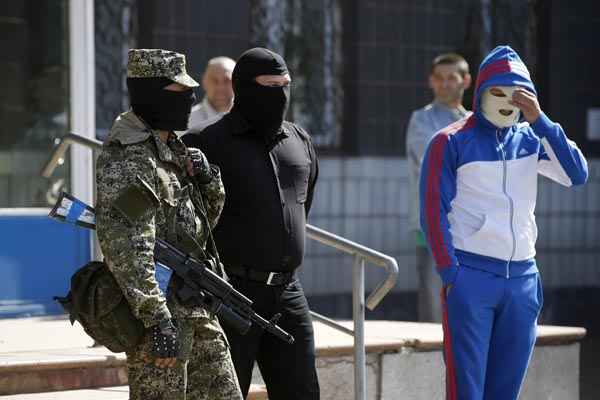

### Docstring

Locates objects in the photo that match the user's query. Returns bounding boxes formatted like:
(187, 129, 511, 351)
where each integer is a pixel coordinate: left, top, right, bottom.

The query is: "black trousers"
(223, 276, 320, 400)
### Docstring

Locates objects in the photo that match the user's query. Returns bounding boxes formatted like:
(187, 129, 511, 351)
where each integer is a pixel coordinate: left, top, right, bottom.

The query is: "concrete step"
(0, 384, 269, 399)
(0, 316, 587, 399)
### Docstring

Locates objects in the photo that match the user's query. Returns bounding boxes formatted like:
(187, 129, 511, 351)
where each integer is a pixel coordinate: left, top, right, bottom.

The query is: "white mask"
(481, 86, 521, 128)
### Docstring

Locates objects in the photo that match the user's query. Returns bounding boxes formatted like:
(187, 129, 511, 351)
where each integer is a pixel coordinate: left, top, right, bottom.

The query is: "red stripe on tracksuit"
(424, 116, 475, 270)
(425, 134, 451, 267)
(441, 288, 457, 400)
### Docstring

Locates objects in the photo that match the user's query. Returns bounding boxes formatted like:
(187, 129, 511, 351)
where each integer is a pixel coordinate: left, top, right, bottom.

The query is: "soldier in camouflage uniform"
(96, 49, 242, 400)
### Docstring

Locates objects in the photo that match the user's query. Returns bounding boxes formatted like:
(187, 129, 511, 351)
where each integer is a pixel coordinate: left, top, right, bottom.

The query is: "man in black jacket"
(182, 47, 319, 400)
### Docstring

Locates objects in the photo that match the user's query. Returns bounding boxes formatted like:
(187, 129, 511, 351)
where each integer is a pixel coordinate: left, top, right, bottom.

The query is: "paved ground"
(0, 315, 446, 356)
(0, 315, 93, 352)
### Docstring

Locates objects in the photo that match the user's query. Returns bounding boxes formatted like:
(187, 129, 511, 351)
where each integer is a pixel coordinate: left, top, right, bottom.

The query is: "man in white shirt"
(187, 56, 236, 133)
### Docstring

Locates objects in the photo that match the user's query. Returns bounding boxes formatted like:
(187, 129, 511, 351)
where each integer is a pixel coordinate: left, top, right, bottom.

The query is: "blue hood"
(473, 46, 536, 124)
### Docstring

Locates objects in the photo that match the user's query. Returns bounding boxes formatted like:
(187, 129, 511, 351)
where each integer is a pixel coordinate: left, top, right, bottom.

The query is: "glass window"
(0, 1, 70, 208)
(284, 0, 343, 149)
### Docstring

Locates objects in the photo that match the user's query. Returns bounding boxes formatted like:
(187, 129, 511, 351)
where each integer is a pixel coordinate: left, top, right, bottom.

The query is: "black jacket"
(182, 109, 318, 272)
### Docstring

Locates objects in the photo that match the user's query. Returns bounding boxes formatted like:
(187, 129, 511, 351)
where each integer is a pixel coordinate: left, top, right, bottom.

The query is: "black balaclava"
(232, 48, 290, 138)
(127, 77, 196, 131)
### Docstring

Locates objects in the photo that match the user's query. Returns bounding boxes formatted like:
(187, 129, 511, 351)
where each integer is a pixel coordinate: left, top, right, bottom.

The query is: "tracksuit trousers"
(442, 266, 543, 400)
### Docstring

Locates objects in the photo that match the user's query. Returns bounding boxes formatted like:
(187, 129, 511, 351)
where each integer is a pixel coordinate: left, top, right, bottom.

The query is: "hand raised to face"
(509, 88, 542, 124)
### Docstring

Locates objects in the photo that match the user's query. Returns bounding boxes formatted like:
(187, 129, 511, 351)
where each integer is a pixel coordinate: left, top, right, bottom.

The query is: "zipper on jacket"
(496, 130, 516, 278)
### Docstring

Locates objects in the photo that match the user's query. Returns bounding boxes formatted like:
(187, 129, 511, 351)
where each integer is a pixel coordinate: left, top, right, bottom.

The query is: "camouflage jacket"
(96, 111, 225, 327)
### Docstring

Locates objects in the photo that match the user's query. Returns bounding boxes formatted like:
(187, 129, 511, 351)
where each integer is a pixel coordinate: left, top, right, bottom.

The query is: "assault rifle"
(50, 192, 294, 344)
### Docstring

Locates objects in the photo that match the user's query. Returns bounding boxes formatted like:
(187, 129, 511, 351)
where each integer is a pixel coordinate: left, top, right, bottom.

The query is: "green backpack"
(55, 261, 145, 353)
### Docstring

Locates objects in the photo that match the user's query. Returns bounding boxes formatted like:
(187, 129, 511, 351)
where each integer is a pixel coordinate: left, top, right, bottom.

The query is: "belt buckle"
(266, 272, 277, 286)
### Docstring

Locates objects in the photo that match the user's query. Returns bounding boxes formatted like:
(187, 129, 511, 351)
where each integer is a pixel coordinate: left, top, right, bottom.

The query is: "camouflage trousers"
(126, 316, 242, 400)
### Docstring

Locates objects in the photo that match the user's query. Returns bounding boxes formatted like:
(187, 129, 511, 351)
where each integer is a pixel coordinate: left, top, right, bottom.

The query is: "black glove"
(187, 147, 213, 184)
(150, 319, 179, 358)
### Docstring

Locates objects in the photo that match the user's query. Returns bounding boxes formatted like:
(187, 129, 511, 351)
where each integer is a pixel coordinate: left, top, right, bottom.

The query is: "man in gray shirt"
(406, 53, 471, 322)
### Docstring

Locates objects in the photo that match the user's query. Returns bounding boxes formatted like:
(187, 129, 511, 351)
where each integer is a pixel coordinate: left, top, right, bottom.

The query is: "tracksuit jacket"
(419, 46, 588, 400)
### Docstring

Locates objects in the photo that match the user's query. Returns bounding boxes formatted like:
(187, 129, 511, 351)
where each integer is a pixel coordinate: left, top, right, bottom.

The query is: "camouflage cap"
(127, 49, 199, 87)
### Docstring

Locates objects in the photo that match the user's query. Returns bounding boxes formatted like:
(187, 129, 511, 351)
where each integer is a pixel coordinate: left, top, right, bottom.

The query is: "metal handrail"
(309, 310, 355, 336)
(41, 133, 399, 400)
(306, 224, 399, 310)
(306, 224, 399, 400)
(41, 133, 103, 178)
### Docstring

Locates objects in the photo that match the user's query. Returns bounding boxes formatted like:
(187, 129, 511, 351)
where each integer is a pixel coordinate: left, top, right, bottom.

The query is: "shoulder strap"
(189, 190, 226, 278)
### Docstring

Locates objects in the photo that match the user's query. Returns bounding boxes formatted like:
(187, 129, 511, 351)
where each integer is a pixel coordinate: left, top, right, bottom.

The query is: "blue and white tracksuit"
(419, 45, 588, 400)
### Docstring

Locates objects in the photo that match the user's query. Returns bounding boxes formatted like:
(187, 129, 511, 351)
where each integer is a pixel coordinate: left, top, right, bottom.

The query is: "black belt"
(226, 265, 294, 286)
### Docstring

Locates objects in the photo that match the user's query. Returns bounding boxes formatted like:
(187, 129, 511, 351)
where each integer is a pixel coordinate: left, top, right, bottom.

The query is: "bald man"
(187, 56, 236, 133)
